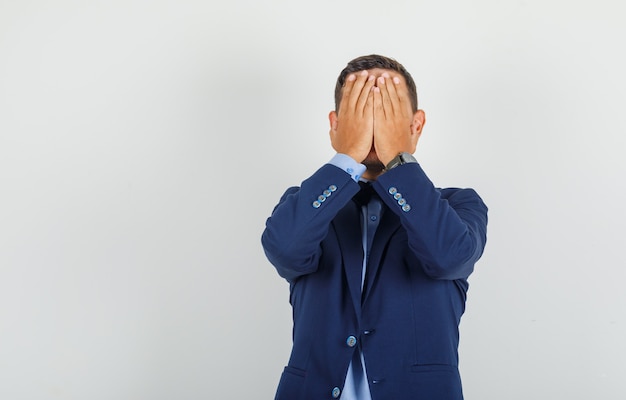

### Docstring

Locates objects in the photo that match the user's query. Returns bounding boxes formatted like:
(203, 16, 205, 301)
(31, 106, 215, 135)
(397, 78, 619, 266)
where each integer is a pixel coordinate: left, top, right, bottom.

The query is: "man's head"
(329, 54, 426, 180)
(334, 54, 418, 113)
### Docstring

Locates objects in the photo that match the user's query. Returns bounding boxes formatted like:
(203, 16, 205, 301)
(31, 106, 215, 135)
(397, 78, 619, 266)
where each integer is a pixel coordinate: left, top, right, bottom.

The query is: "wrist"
(378, 151, 396, 167)
(384, 152, 417, 171)
(329, 153, 367, 182)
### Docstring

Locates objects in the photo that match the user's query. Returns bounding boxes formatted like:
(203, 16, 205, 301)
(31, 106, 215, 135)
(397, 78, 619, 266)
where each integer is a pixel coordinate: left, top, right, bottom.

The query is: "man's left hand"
(372, 73, 421, 166)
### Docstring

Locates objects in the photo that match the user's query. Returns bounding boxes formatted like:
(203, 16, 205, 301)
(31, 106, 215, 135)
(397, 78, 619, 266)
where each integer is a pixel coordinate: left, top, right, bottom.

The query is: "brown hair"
(334, 54, 418, 112)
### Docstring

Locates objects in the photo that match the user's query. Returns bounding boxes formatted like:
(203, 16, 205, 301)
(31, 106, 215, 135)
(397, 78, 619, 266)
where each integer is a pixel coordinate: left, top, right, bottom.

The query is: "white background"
(1, 0, 625, 399)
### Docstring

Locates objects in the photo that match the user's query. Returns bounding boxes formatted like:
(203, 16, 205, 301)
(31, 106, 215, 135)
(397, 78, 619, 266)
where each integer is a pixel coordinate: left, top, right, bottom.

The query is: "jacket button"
(402, 204, 411, 212)
(346, 335, 357, 347)
(331, 387, 341, 398)
(312, 200, 321, 208)
(388, 186, 397, 195)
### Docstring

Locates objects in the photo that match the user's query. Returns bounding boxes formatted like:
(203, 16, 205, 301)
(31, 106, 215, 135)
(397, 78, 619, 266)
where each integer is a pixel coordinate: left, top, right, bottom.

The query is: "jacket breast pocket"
(274, 366, 306, 400)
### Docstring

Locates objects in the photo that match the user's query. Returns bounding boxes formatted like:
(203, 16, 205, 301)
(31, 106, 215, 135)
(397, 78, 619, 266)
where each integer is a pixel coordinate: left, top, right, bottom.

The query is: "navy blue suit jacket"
(262, 162, 488, 400)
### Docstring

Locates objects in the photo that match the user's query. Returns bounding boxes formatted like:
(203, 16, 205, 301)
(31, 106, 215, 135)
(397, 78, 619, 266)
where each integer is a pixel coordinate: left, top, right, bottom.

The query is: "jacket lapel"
(362, 206, 401, 305)
(332, 202, 364, 320)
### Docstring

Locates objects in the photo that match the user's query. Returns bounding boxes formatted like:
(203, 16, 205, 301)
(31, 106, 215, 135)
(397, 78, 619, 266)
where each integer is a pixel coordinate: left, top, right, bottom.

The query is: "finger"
(364, 88, 375, 144)
(364, 85, 375, 118)
(338, 73, 357, 115)
(381, 73, 405, 117)
(389, 75, 411, 117)
(382, 73, 402, 116)
(377, 75, 392, 119)
(356, 74, 376, 116)
(372, 86, 385, 157)
(347, 70, 371, 111)
(372, 85, 383, 118)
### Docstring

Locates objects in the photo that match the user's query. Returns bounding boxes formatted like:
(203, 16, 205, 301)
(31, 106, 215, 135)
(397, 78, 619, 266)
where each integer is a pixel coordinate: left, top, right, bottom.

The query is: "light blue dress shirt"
(328, 153, 367, 183)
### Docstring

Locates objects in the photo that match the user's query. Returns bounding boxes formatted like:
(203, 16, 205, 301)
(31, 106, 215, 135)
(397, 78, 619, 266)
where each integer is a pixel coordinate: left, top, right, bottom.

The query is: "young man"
(262, 55, 488, 400)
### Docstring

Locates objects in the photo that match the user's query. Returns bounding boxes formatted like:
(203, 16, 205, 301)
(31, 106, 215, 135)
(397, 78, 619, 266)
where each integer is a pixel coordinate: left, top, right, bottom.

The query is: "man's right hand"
(329, 70, 376, 163)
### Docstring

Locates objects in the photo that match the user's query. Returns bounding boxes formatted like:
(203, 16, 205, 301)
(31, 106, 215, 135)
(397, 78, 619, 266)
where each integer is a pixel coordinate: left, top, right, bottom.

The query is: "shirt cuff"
(328, 153, 367, 182)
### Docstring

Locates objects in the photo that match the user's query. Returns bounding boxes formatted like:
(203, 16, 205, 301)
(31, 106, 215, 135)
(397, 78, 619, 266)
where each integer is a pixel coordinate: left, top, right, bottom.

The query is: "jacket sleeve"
(261, 164, 360, 282)
(374, 162, 488, 280)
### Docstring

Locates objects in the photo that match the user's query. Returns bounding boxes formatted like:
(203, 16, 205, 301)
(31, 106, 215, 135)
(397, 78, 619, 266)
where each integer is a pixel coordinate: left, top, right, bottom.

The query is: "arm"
(371, 73, 488, 280)
(262, 71, 376, 282)
(261, 164, 360, 282)
(374, 163, 488, 280)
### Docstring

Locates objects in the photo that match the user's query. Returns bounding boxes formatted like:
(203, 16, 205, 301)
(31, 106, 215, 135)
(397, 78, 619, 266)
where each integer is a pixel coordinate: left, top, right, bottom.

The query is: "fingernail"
(373, 86, 380, 92)
(382, 72, 390, 78)
(393, 77, 400, 84)
(368, 75, 375, 81)
(378, 76, 385, 85)
(360, 70, 368, 76)
(348, 74, 356, 81)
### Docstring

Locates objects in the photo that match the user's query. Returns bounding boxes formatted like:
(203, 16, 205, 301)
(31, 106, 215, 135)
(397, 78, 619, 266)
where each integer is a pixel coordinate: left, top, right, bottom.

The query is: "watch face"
(400, 152, 417, 164)
(386, 153, 416, 171)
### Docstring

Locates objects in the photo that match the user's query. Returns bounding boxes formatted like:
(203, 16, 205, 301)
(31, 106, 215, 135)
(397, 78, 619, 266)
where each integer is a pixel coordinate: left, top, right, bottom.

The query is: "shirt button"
(346, 335, 357, 347)
(332, 387, 341, 398)
(346, 167, 354, 174)
(370, 215, 377, 221)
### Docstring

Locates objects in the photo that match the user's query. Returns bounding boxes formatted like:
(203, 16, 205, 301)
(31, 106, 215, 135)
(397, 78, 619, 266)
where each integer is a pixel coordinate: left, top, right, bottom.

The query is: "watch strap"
(385, 152, 417, 171)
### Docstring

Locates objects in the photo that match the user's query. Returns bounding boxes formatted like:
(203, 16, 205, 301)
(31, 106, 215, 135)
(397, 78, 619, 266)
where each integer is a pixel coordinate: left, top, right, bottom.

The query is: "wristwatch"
(385, 152, 417, 171)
